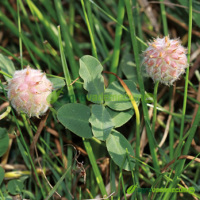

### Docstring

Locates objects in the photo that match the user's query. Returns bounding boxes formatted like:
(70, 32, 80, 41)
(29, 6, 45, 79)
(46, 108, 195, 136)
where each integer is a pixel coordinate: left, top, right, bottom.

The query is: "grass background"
(0, 0, 200, 199)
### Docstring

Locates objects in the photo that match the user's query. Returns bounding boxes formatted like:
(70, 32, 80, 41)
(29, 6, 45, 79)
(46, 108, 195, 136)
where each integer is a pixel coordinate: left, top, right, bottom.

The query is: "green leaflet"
(89, 104, 114, 140)
(0, 167, 4, 185)
(106, 107, 134, 128)
(0, 128, 9, 157)
(104, 80, 141, 111)
(57, 103, 93, 138)
(0, 54, 15, 81)
(106, 130, 135, 171)
(79, 55, 104, 104)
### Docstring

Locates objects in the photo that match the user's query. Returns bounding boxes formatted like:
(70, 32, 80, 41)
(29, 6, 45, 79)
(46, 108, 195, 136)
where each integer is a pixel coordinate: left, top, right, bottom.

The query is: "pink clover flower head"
(142, 36, 189, 85)
(7, 66, 53, 117)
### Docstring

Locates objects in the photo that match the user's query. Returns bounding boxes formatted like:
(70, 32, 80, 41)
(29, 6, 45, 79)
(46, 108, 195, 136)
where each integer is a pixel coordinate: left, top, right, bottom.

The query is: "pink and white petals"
(7, 66, 53, 118)
(143, 36, 189, 85)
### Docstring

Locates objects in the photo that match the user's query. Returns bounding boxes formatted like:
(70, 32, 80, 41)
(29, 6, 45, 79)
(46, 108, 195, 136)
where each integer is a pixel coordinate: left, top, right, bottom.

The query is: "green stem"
(179, 0, 192, 141)
(17, 0, 23, 69)
(58, 26, 75, 99)
(81, 0, 97, 58)
(54, 0, 85, 103)
(169, 118, 174, 160)
(124, 0, 160, 176)
(69, 0, 75, 36)
(163, 106, 200, 200)
(109, 0, 125, 83)
(163, 2, 193, 198)
(83, 138, 108, 198)
(152, 81, 159, 133)
(160, 0, 168, 35)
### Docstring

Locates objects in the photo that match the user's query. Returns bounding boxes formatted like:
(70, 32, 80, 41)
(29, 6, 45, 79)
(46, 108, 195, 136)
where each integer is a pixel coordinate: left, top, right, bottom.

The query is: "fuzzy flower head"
(142, 36, 189, 85)
(7, 66, 53, 118)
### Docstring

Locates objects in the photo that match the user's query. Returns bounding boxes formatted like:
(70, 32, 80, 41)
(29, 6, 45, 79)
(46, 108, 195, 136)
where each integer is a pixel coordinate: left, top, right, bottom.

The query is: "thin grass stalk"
(169, 118, 174, 160)
(85, 1, 108, 60)
(0, 46, 29, 66)
(17, 0, 23, 69)
(0, 189, 5, 200)
(44, 167, 71, 200)
(119, 172, 127, 200)
(94, 18, 109, 56)
(110, 160, 115, 200)
(65, 134, 73, 199)
(117, 155, 127, 200)
(162, 106, 200, 200)
(109, 0, 125, 83)
(83, 138, 108, 198)
(126, 149, 141, 200)
(89, 0, 147, 48)
(40, 0, 57, 20)
(179, 0, 192, 140)
(13, 114, 46, 197)
(25, 0, 54, 72)
(17, 0, 41, 48)
(159, 0, 168, 36)
(152, 81, 159, 133)
(80, 0, 97, 58)
(26, 0, 58, 46)
(69, 0, 75, 36)
(0, 12, 48, 67)
(163, 2, 193, 197)
(135, 2, 145, 51)
(54, 0, 86, 104)
(124, 0, 160, 176)
(58, 26, 75, 98)
(85, 0, 95, 38)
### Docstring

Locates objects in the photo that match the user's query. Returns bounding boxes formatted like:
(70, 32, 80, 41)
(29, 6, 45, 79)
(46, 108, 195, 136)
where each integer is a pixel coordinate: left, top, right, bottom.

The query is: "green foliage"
(106, 130, 135, 171)
(49, 77, 65, 89)
(16, 137, 31, 169)
(89, 104, 114, 140)
(46, 77, 65, 104)
(0, 128, 9, 157)
(57, 103, 93, 138)
(0, 54, 15, 81)
(7, 180, 24, 195)
(47, 88, 63, 104)
(121, 51, 138, 83)
(177, 0, 200, 27)
(79, 55, 104, 104)
(57, 55, 140, 171)
(106, 107, 134, 128)
(0, 167, 4, 186)
(104, 80, 141, 111)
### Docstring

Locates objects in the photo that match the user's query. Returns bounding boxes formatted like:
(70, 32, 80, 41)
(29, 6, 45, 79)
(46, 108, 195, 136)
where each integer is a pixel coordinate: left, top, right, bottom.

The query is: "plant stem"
(160, 0, 168, 35)
(163, 106, 200, 200)
(109, 0, 125, 83)
(17, 0, 23, 69)
(81, 0, 97, 58)
(163, 1, 193, 198)
(83, 138, 108, 198)
(54, 0, 85, 102)
(124, 0, 160, 176)
(179, 0, 192, 140)
(152, 81, 159, 133)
